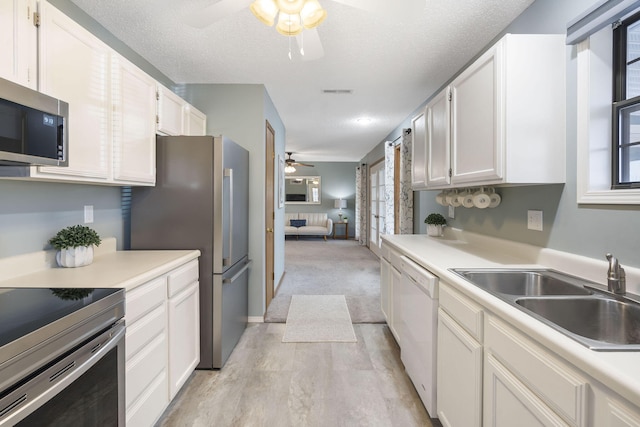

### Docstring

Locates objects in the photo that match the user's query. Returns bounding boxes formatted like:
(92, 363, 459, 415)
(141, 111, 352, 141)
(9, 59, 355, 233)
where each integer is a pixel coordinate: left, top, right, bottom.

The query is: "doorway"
(264, 121, 275, 310)
(369, 160, 385, 258)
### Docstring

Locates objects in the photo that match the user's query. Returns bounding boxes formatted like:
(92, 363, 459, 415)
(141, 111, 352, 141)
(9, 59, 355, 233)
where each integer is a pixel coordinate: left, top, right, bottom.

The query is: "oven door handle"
(0, 320, 126, 426)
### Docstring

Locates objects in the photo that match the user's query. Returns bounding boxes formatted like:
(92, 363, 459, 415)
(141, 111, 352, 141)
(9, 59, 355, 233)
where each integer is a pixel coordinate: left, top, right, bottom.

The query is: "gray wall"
(0, 180, 123, 258)
(178, 84, 287, 318)
(0, 0, 177, 259)
(362, 0, 640, 268)
(285, 162, 358, 238)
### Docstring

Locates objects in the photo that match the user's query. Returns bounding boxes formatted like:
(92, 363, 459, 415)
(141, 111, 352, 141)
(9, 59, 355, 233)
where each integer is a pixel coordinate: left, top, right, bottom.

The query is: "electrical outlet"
(448, 205, 455, 219)
(527, 210, 543, 231)
(84, 205, 94, 224)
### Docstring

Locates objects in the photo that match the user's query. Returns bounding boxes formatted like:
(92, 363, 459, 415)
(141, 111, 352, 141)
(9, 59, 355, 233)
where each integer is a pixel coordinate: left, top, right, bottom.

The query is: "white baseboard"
(248, 316, 264, 323)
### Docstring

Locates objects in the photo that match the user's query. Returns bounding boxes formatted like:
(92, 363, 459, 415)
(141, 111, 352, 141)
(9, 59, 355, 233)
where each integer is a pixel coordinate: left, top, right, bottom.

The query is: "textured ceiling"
(69, 0, 534, 162)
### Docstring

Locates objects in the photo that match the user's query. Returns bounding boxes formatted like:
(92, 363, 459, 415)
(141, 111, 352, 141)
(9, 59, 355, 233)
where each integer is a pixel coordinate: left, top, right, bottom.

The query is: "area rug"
(282, 295, 357, 343)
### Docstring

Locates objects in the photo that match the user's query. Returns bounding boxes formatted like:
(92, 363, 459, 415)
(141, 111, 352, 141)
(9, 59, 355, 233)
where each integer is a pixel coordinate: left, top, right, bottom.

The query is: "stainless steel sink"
(452, 269, 593, 296)
(515, 297, 640, 347)
(449, 268, 640, 351)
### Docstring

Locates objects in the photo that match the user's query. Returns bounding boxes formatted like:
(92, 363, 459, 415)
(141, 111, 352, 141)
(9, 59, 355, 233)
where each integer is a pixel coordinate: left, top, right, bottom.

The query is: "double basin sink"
(450, 268, 640, 351)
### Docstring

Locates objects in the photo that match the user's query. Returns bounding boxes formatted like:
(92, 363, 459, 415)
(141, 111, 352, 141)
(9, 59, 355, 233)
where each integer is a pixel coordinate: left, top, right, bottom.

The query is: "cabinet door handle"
(266, 228, 273, 233)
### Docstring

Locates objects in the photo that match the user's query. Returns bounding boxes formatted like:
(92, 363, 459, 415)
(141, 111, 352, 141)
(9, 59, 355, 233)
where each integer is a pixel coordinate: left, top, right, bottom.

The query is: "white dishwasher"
(399, 255, 438, 417)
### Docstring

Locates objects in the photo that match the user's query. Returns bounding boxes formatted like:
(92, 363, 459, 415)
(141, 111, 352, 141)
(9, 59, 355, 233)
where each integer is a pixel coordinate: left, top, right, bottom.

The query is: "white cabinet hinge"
(449, 168, 452, 177)
(448, 89, 452, 102)
(33, 11, 40, 27)
(156, 115, 159, 124)
(156, 90, 160, 101)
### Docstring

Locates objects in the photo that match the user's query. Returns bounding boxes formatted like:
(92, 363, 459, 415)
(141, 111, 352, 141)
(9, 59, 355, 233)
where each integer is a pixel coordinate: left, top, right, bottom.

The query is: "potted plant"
(343, 216, 348, 223)
(424, 213, 446, 237)
(49, 225, 101, 268)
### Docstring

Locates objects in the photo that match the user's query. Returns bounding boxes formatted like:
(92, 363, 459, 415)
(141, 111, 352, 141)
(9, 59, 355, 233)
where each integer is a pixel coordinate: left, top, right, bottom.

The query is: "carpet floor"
(265, 238, 385, 324)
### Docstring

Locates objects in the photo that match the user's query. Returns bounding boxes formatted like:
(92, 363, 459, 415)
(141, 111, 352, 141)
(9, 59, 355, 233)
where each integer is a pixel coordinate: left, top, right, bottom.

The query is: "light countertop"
(382, 229, 640, 408)
(0, 238, 200, 292)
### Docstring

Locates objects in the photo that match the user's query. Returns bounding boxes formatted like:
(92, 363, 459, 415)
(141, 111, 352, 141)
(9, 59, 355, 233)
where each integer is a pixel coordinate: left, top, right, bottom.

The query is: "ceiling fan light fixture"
(276, 0, 306, 15)
(250, 0, 279, 26)
(276, 12, 303, 36)
(300, 0, 327, 29)
(285, 164, 297, 173)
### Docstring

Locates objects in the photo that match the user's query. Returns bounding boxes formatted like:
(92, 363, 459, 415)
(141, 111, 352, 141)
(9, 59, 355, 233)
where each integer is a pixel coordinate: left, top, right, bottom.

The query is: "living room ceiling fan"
(185, 0, 425, 60)
(285, 152, 314, 167)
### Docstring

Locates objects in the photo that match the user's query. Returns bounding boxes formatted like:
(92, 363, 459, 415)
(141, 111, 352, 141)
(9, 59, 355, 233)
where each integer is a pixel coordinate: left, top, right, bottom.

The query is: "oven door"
(0, 320, 125, 426)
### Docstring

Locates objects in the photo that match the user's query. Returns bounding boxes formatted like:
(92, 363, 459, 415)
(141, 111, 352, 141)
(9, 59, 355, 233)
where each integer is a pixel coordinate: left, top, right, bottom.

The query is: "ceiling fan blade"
(184, 0, 254, 28)
(296, 28, 324, 61)
(333, 0, 425, 21)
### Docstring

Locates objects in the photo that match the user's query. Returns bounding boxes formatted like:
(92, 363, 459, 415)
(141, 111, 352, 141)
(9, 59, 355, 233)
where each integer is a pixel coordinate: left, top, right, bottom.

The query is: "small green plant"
(424, 213, 447, 226)
(48, 225, 102, 250)
(343, 216, 348, 221)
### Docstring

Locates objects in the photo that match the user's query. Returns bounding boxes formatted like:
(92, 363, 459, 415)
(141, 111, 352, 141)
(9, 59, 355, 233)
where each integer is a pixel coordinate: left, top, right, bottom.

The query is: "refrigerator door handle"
(223, 260, 252, 284)
(223, 168, 233, 267)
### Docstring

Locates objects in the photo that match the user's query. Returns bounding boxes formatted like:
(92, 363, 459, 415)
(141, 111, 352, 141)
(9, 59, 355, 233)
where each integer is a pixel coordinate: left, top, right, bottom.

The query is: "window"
(613, 12, 640, 188)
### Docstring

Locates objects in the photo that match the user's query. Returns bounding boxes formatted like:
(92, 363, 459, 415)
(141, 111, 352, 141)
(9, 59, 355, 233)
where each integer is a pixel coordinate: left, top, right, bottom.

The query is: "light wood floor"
(158, 323, 436, 426)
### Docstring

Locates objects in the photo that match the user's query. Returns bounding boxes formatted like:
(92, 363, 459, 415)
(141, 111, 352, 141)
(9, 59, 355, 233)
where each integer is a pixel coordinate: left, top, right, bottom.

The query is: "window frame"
(576, 25, 640, 205)
(612, 11, 640, 189)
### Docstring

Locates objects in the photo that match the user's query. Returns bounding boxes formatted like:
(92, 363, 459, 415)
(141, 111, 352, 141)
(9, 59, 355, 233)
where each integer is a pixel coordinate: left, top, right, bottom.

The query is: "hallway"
(158, 239, 436, 426)
(158, 323, 433, 426)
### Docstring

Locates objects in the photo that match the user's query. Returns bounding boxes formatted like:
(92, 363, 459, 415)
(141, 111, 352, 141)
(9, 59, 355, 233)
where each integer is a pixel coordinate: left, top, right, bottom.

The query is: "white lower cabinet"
(390, 265, 402, 343)
(484, 315, 588, 427)
(167, 261, 200, 400)
(484, 352, 568, 426)
(125, 259, 200, 427)
(380, 255, 391, 321)
(437, 304, 483, 427)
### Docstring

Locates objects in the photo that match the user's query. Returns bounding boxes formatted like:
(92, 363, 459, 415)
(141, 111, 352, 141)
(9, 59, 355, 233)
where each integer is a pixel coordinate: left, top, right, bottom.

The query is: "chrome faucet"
(606, 253, 626, 295)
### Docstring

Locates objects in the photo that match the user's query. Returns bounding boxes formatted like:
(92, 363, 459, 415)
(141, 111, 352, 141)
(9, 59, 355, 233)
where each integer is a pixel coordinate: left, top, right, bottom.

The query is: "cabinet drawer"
(389, 248, 403, 271)
(439, 282, 483, 341)
(126, 276, 166, 325)
(167, 259, 199, 298)
(125, 304, 166, 361)
(126, 370, 168, 427)
(380, 242, 390, 261)
(126, 332, 168, 408)
(485, 315, 588, 426)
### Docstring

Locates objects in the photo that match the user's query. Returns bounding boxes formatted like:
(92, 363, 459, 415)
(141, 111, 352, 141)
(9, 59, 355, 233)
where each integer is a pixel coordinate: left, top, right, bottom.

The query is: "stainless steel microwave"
(0, 77, 68, 167)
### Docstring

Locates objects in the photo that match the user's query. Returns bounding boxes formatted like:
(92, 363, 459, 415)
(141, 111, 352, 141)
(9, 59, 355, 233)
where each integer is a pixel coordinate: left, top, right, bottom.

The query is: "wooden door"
(264, 121, 275, 310)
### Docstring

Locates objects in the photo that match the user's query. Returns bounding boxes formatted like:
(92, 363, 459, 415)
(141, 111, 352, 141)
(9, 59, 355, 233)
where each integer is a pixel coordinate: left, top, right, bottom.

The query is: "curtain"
(384, 142, 395, 235)
(381, 129, 414, 236)
(398, 128, 414, 234)
(355, 164, 368, 246)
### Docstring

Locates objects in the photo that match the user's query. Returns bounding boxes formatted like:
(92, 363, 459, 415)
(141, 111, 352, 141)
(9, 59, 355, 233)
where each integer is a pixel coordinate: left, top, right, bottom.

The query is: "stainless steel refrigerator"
(130, 135, 250, 369)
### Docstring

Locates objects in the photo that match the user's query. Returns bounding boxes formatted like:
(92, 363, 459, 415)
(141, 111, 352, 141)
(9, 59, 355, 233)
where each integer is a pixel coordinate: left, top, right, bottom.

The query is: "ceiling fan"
(285, 152, 314, 168)
(184, 0, 425, 60)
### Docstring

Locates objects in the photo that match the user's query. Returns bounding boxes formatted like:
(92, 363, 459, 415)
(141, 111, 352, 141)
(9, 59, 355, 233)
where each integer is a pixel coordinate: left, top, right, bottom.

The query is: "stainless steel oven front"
(0, 288, 125, 426)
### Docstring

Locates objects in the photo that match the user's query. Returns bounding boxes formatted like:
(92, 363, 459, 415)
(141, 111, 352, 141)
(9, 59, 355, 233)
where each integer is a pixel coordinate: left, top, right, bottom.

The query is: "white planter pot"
(427, 224, 444, 237)
(56, 246, 94, 268)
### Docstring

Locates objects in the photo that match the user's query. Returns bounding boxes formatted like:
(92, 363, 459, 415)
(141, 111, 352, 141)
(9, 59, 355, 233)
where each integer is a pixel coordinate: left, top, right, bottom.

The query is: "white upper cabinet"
(37, 1, 111, 182)
(0, 0, 38, 89)
(411, 108, 427, 189)
(426, 87, 451, 188)
(184, 104, 207, 136)
(157, 85, 207, 136)
(157, 85, 184, 136)
(414, 34, 566, 190)
(112, 54, 156, 185)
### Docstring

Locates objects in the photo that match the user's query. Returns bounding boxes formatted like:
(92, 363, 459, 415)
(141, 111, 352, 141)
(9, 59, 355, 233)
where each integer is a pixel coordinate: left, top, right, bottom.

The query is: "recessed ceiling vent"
(322, 89, 353, 94)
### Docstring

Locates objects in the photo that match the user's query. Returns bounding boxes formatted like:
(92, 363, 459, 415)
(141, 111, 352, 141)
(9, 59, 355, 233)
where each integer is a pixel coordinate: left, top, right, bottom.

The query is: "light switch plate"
(448, 205, 455, 219)
(527, 210, 543, 231)
(84, 205, 94, 224)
